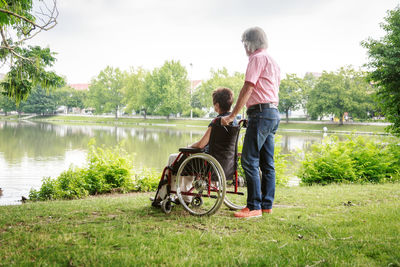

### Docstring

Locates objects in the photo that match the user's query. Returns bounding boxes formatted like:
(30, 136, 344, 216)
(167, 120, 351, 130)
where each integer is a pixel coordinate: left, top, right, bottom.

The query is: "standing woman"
(221, 27, 280, 218)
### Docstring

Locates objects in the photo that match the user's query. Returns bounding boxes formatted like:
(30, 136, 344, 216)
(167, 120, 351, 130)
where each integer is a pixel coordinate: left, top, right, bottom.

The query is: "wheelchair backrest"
(208, 118, 241, 180)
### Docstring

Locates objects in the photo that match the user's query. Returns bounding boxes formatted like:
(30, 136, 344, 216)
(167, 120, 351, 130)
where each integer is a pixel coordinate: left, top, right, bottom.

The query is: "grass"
(34, 115, 210, 127)
(1, 183, 399, 266)
(39, 115, 209, 125)
(0, 114, 31, 120)
(21, 114, 390, 134)
(278, 122, 388, 134)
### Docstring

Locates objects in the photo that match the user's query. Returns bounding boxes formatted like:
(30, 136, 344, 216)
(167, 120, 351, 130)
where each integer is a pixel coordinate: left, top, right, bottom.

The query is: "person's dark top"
(205, 112, 237, 153)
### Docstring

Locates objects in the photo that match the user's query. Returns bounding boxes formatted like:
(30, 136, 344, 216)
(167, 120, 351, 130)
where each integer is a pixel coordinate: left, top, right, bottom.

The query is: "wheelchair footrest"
(226, 191, 245, 195)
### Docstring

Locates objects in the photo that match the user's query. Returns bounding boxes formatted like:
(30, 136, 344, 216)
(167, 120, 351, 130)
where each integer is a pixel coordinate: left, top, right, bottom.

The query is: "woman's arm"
(190, 127, 212, 149)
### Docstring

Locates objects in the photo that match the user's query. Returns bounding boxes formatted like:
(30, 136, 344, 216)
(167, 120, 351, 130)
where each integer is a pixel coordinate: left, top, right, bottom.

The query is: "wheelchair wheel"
(224, 168, 263, 210)
(224, 175, 247, 210)
(176, 153, 226, 216)
(161, 197, 173, 214)
(191, 196, 203, 208)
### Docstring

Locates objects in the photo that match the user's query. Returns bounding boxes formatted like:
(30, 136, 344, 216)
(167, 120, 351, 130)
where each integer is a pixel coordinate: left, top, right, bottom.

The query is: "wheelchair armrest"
(179, 147, 204, 153)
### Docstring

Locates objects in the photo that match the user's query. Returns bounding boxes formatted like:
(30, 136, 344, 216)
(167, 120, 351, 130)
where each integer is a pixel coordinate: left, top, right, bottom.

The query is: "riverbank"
(0, 183, 399, 266)
(0, 114, 390, 134)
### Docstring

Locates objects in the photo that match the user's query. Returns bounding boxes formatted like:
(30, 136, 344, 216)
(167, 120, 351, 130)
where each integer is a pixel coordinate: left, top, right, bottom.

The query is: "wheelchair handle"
(239, 119, 248, 128)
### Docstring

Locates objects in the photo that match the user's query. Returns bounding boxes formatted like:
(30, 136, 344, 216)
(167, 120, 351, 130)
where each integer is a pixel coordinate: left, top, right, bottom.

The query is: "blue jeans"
(241, 107, 280, 210)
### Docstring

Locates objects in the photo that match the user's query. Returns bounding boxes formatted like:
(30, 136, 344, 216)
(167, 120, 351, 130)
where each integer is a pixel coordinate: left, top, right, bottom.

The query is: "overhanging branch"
(0, 0, 58, 64)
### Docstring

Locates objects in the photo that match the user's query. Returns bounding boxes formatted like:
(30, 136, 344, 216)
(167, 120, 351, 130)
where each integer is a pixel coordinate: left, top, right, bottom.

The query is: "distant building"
(190, 80, 202, 91)
(69, 84, 90, 91)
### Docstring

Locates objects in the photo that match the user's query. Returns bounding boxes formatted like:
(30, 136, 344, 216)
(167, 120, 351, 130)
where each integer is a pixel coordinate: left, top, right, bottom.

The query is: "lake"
(0, 120, 326, 205)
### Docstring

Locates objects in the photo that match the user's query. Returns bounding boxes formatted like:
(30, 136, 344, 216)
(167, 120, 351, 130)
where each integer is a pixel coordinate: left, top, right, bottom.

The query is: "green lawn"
(278, 122, 388, 134)
(1, 183, 399, 266)
(24, 115, 390, 134)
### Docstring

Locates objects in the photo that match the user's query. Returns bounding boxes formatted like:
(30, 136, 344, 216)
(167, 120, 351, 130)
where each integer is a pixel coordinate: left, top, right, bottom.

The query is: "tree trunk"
(143, 109, 147, 120)
(286, 110, 289, 123)
(4, 111, 7, 116)
(166, 114, 170, 122)
(115, 107, 118, 119)
(339, 113, 344, 125)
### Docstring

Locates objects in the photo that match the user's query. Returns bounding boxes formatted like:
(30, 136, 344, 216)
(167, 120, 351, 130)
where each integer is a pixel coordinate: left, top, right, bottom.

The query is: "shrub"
(132, 168, 160, 192)
(237, 134, 289, 186)
(29, 177, 57, 201)
(298, 135, 400, 185)
(29, 140, 159, 201)
(54, 168, 89, 199)
(84, 140, 135, 194)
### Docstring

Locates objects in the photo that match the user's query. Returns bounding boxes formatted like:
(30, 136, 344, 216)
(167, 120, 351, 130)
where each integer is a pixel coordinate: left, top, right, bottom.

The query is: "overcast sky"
(21, 0, 400, 83)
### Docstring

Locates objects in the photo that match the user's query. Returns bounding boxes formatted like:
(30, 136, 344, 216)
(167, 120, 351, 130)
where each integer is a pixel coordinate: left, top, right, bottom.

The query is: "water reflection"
(0, 121, 336, 205)
(280, 132, 322, 154)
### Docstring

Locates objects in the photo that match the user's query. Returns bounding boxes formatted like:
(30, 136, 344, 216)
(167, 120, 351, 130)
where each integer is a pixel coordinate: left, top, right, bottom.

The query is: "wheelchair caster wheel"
(161, 197, 173, 214)
(191, 196, 203, 208)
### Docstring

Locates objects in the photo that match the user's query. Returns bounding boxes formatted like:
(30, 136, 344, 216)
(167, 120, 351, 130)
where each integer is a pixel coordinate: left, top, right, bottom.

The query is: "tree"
(55, 86, 86, 113)
(1, 45, 64, 103)
(195, 68, 244, 110)
(301, 73, 318, 119)
(306, 67, 375, 124)
(0, 89, 16, 115)
(122, 67, 147, 116)
(0, 0, 58, 57)
(362, 6, 400, 136)
(22, 86, 58, 115)
(87, 66, 125, 119)
(279, 73, 303, 122)
(0, 0, 61, 101)
(143, 60, 190, 120)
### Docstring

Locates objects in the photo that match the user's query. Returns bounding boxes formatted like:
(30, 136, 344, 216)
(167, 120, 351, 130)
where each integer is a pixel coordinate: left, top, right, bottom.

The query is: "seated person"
(189, 87, 236, 151)
(159, 87, 236, 203)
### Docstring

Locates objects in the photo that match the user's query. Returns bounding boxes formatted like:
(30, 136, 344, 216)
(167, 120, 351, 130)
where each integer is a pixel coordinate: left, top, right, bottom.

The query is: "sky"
(18, 0, 400, 84)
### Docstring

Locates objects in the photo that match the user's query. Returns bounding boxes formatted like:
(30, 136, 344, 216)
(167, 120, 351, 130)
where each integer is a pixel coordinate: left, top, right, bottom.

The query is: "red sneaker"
(262, 209, 272, 214)
(234, 207, 262, 218)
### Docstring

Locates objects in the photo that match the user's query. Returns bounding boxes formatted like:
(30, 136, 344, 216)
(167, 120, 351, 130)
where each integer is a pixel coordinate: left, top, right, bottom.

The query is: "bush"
(237, 134, 289, 186)
(298, 135, 400, 185)
(54, 168, 89, 199)
(29, 140, 160, 201)
(132, 168, 160, 192)
(29, 177, 57, 201)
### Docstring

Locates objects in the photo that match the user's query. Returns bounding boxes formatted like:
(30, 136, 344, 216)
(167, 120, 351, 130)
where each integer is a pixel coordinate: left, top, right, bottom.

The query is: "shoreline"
(0, 114, 391, 135)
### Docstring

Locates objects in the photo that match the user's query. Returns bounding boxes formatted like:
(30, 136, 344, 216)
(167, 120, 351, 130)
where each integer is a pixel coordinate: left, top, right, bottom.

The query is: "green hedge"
(29, 140, 159, 201)
(298, 135, 400, 185)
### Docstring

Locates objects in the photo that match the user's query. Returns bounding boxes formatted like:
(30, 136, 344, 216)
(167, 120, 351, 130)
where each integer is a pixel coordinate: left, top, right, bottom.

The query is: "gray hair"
(241, 27, 268, 54)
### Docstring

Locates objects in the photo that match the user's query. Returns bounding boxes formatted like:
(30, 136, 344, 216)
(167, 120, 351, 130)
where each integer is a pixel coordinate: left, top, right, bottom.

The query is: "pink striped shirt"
(245, 49, 280, 107)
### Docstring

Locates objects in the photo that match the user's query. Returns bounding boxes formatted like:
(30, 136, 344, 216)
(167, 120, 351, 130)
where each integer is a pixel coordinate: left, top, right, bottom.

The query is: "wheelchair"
(151, 119, 248, 216)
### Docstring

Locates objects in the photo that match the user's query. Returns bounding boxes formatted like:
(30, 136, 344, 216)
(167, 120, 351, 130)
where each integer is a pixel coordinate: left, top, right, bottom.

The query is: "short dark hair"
(212, 87, 234, 113)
